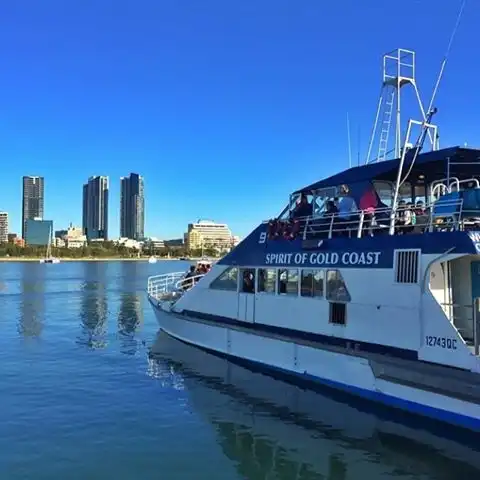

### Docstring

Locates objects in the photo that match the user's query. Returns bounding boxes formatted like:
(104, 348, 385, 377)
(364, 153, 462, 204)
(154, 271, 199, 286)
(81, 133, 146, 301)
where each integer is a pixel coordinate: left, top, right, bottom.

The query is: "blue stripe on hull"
(153, 318, 480, 435)
(181, 309, 418, 361)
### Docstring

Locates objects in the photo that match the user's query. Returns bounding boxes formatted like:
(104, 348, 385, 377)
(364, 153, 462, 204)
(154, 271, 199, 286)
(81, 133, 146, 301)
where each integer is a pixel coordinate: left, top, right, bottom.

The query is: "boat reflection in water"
(149, 332, 480, 480)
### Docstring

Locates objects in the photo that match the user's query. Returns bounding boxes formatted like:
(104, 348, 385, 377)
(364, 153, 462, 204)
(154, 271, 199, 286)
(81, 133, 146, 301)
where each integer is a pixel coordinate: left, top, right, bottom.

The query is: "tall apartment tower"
(120, 173, 144, 240)
(22, 176, 44, 239)
(0, 212, 8, 243)
(82, 176, 109, 241)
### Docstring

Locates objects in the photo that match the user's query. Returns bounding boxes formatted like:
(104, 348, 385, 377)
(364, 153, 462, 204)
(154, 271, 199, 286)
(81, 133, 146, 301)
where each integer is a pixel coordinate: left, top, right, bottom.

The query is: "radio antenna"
(347, 112, 352, 168)
(426, 0, 466, 116)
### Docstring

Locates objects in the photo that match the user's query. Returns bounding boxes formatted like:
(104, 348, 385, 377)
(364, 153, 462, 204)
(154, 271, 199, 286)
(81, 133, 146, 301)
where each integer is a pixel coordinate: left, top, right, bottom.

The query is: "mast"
(365, 49, 437, 165)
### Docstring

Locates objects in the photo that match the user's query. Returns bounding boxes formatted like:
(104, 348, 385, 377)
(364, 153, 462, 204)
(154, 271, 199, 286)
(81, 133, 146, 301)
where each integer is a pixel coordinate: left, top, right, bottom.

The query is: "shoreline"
(0, 257, 189, 262)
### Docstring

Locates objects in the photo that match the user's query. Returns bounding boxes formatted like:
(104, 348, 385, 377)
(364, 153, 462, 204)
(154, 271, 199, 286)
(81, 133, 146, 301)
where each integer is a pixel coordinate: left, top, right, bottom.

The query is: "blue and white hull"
(149, 291, 480, 433)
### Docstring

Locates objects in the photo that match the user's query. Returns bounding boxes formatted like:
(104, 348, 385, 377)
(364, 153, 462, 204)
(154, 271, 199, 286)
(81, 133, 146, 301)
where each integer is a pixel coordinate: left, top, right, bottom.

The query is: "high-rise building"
(22, 176, 44, 239)
(82, 176, 109, 241)
(0, 212, 8, 243)
(120, 173, 144, 240)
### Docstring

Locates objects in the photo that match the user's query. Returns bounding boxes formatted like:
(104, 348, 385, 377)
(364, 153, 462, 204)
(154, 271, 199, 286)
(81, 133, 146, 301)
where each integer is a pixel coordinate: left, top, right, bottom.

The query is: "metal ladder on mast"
(377, 88, 395, 162)
(365, 48, 438, 164)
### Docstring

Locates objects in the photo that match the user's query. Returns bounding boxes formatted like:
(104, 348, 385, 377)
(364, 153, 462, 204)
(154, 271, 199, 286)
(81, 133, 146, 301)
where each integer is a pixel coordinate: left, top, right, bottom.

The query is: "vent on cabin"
(394, 249, 420, 284)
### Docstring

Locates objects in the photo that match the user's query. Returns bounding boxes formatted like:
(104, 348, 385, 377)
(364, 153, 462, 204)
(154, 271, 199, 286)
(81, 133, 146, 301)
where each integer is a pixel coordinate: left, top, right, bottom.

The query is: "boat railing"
(147, 272, 186, 300)
(174, 274, 206, 291)
(474, 298, 480, 356)
(272, 198, 470, 241)
(147, 272, 206, 302)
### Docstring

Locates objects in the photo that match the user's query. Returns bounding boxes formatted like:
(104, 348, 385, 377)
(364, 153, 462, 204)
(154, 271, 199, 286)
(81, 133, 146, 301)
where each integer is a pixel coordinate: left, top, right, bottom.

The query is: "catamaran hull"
(149, 296, 480, 433)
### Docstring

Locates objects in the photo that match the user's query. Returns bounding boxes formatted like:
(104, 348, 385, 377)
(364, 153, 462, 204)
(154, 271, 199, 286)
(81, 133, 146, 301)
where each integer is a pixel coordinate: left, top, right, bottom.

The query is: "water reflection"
(18, 263, 45, 338)
(149, 333, 480, 480)
(77, 262, 108, 349)
(117, 262, 143, 355)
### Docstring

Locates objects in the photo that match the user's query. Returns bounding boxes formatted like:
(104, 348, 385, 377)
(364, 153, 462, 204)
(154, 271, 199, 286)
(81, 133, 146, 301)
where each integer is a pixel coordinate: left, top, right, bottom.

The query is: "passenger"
(325, 200, 338, 215)
(292, 194, 313, 219)
(183, 265, 196, 290)
(396, 200, 413, 234)
(359, 188, 378, 235)
(242, 270, 255, 293)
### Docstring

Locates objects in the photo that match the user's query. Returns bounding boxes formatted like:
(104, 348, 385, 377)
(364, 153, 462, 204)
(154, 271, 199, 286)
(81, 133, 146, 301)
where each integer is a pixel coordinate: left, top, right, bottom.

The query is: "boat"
(148, 332, 480, 476)
(148, 256, 158, 264)
(146, 48, 480, 433)
(39, 225, 60, 264)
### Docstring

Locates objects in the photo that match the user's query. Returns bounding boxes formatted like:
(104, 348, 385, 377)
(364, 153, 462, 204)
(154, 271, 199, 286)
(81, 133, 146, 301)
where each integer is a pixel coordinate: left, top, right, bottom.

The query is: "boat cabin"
(270, 146, 480, 240)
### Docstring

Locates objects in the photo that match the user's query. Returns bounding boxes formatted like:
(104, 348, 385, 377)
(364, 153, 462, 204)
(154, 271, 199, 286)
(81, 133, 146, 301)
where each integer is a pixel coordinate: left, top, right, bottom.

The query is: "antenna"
(347, 112, 352, 168)
(357, 124, 361, 167)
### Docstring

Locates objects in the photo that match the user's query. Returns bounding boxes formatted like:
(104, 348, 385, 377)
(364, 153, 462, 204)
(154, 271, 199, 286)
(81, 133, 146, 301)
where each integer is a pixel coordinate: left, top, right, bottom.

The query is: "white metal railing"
(147, 271, 206, 301)
(147, 272, 185, 300)
(265, 197, 473, 241)
(474, 298, 480, 356)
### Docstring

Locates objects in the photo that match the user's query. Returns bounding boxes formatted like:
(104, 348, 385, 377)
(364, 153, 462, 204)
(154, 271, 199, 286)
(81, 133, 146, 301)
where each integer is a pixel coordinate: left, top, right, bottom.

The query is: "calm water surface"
(0, 261, 478, 480)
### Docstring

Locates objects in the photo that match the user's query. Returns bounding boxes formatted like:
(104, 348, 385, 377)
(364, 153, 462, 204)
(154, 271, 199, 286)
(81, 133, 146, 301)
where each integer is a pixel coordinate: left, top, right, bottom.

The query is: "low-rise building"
(54, 225, 87, 248)
(25, 218, 53, 246)
(115, 237, 142, 250)
(185, 220, 234, 252)
(143, 237, 165, 251)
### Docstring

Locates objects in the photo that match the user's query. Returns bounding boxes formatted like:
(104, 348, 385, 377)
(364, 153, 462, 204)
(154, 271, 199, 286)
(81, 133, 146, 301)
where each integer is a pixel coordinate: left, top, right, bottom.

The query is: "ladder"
(377, 88, 395, 162)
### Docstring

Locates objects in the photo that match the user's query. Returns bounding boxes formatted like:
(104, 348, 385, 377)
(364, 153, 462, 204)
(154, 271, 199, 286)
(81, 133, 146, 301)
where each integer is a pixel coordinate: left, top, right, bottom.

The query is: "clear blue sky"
(0, 0, 478, 239)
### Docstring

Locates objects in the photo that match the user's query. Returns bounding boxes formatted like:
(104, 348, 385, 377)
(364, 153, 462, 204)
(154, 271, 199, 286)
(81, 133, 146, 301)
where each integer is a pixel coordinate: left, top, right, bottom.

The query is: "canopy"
(294, 146, 480, 194)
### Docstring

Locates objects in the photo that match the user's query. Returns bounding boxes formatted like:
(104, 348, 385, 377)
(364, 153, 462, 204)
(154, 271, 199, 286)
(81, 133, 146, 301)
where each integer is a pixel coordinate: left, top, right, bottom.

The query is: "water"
(0, 261, 478, 480)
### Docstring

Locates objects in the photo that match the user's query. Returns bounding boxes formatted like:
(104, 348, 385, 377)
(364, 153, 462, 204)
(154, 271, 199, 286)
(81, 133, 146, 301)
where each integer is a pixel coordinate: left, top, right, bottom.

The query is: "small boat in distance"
(148, 256, 158, 264)
(147, 48, 480, 433)
(40, 226, 60, 264)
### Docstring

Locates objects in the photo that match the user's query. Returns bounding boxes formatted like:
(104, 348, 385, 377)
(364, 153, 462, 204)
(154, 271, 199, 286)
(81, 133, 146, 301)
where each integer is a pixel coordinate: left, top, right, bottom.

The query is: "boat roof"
(294, 146, 480, 194)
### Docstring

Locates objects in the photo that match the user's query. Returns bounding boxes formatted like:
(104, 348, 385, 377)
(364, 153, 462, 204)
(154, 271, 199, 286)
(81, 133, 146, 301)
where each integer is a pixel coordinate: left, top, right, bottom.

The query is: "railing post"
(474, 297, 479, 356)
(357, 211, 364, 238)
(328, 215, 334, 239)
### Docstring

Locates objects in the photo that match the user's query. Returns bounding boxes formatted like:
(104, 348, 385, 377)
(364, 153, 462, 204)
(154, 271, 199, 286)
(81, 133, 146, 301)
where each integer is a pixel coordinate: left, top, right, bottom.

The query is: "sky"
(0, 0, 478, 240)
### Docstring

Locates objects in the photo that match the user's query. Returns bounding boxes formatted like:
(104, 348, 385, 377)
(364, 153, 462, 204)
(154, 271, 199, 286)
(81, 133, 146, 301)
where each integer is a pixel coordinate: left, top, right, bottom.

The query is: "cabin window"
(210, 267, 238, 291)
(257, 268, 276, 294)
(301, 269, 324, 298)
(329, 302, 347, 325)
(240, 268, 255, 294)
(278, 269, 298, 295)
(373, 181, 393, 206)
(326, 270, 351, 302)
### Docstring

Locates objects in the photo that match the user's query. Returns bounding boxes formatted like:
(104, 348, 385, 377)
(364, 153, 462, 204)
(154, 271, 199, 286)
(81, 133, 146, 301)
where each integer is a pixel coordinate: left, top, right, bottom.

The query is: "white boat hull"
(149, 296, 480, 433)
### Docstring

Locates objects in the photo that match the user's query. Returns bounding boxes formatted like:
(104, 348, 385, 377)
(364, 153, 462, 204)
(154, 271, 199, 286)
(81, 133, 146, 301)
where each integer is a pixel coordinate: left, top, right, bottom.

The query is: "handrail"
(174, 274, 205, 290)
(474, 297, 479, 356)
(268, 196, 471, 242)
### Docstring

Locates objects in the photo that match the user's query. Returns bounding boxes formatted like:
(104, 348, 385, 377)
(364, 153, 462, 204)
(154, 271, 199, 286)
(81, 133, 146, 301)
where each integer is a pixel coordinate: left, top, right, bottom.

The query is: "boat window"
(398, 182, 413, 203)
(257, 268, 276, 294)
(240, 268, 255, 294)
(210, 267, 238, 291)
(278, 269, 298, 296)
(326, 270, 351, 302)
(373, 181, 393, 206)
(300, 269, 324, 298)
